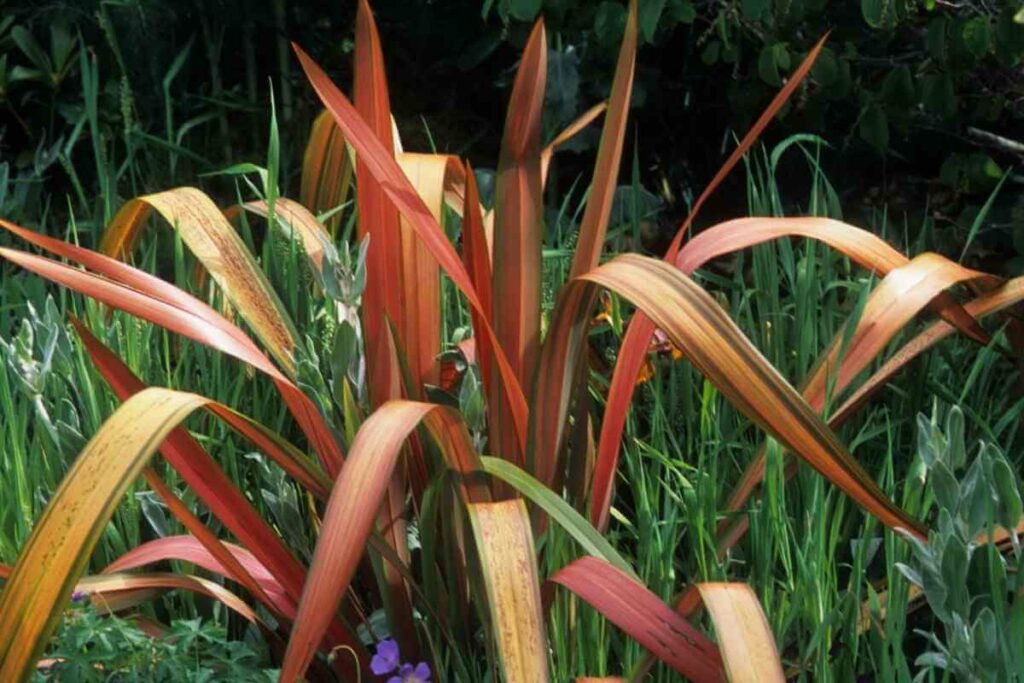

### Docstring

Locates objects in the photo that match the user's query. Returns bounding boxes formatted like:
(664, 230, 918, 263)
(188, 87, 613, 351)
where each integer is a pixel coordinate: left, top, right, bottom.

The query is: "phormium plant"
(0, 0, 1023, 680)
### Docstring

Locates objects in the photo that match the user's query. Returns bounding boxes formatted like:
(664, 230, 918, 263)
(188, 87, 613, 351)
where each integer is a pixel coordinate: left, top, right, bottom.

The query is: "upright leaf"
(300, 109, 354, 234)
(530, 0, 637, 487)
(279, 401, 487, 681)
(491, 17, 546, 467)
(468, 500, 549, 683)
(293, 42, 530, 453)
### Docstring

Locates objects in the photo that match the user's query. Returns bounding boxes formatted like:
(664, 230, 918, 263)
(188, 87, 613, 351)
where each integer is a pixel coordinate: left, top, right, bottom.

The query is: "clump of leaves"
(899, 406, 1024, 681)
(2, 0, 1024, 680)
(36, 599, 274, 682)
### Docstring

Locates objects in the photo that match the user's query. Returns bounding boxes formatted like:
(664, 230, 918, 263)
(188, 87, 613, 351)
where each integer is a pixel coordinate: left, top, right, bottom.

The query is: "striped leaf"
(0, 388, 362, 680)
(300, 109, 354, 234)
(293, 41, 531, 455)
(551, 557, 724, 682)
(97, 187, 302, 375)
(280, 400, 486, 680)
(491, 17, 546, 467)
(0, 219, 344, 475)
(468, 500, 549, 683)
(589, 38, 832, 529)
(572, 254, 926, 537)
(591, 216, 990, 530)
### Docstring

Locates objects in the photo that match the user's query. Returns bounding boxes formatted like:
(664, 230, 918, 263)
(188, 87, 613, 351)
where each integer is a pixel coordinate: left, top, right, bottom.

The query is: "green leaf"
(990, 455, 1022, 532)
(11, 26, 52, 76)
(508, 0, 542, 21)
(479, 456, 637, 578)
(960, 454, 994, 536)
(881, 65, 916, 108)
(963, 16, 992, 58)
(701, 41, 721, 65)
(758, 44, 783, 86)
(973, 607, 1001, 670)
(811, 47, 838, 86)
(927, 17, 948, 61)
(666, 0, 696, 23)
(862, 0, 895, 29)
(931, 461, 960, 514)
(858, 104, 889, 151)
(595, 2, 628, 47)
(939, 535, 969, 616)
(945, 406, 966, 470)
(921, 73, 957, 118)
(742, 0, 770, 21)
(639, 0, 667, 42)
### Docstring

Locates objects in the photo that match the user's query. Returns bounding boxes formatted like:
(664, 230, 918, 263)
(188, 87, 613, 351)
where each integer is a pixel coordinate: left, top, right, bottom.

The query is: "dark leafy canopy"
(4, 1, 1024, 266)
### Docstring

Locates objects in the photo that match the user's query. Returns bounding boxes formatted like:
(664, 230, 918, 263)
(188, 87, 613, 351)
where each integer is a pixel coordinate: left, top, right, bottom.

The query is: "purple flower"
(370, 639, 401, 675)
(387, 662, 431, 683)
(70, 591, 86, 603)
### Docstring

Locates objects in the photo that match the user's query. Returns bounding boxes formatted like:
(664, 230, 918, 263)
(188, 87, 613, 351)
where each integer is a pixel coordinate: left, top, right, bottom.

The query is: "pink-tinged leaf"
(293, 42, 530, 456)
(0, 219, 343, 476)
(139, 473, 286, 618)
(589, 215, 993, 530)
(550, 557, 724, 682)
(722, 252, 993, 541)
(569, 0, 637, 279)
(578, 254, 926, 538)
(78, 572, 265, 626)
(491, 18, 546, 467)
(833, 276, 1024, 425)
(300, 109, 354, 234)
(354, 0, 404, 410)
(589, 38, 836, 530)
(541, 102, 608, 187)
(530, 0, 637, 488)
(103, 534, 292, 619)
(280, 401, 486, 680)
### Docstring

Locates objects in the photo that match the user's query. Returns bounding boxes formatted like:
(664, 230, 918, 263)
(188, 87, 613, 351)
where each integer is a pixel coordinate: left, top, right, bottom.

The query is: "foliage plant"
(35, 599, 274, 682)
(0, 0, 1023, 681)
(897, 406, 1024, 682)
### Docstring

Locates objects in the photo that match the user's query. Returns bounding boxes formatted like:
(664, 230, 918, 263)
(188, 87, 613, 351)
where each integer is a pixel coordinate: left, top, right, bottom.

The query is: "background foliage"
(3, 0, 1024, 261)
